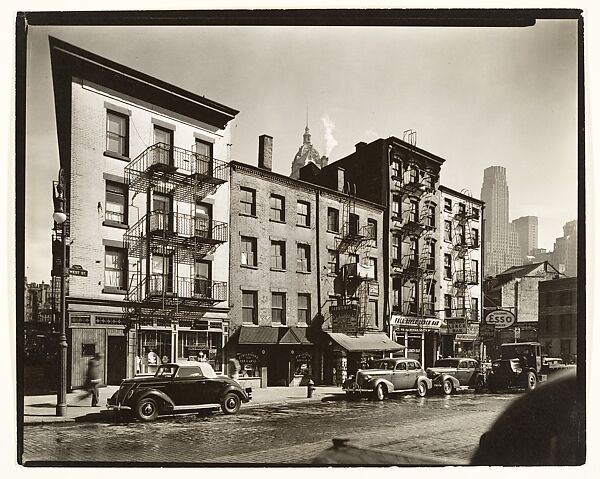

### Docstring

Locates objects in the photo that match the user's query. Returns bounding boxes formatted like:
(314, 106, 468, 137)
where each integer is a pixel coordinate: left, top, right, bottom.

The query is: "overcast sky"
(24, 19, 579, 283)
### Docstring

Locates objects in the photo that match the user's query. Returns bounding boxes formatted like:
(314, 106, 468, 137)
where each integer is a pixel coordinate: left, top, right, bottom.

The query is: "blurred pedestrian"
(79, 352, 103, 406)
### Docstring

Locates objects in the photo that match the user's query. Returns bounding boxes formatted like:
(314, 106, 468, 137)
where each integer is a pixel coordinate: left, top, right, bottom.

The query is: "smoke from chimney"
(321, 114, 338, 157)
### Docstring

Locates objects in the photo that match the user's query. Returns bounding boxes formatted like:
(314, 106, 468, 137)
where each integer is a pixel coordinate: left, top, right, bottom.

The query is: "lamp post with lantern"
(52, 168, 68, 417)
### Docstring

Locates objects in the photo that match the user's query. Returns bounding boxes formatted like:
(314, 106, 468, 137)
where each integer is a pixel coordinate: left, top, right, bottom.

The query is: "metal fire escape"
(335, 183, 376, 335)
(123, 142, 229, 325)
(450, 190, 479, 328)
(389, 131, 438, 324)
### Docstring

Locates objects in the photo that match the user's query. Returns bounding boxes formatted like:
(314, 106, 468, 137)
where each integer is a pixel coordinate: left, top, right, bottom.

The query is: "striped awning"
(327, 332, 405, 352)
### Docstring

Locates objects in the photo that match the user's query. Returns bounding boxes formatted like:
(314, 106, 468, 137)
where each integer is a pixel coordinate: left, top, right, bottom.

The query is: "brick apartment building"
(227, 135, 392, 387)
(438, 186, 484, 359)
(538, 276, 577, 362)
(49, 37, 237, 389)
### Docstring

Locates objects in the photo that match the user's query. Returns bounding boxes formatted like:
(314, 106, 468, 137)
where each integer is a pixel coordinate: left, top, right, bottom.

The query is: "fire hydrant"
(307, 379, 316, 398)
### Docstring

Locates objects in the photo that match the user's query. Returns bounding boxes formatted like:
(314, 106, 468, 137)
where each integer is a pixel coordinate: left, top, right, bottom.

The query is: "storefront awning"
(327, 332, 405, 352)
(237, 326, 313, 345)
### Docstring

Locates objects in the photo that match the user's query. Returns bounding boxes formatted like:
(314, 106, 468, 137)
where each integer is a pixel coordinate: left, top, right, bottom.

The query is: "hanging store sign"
(455, 333, 478, 341)
(485, 309, 516, 329)
(446, 318, 468, 334)
(330, 305, 359, 334)
(479, 324, 496, 340)
(390, 315, 442, 330)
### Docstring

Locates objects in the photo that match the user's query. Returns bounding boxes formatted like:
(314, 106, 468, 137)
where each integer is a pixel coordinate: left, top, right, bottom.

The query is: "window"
(409, 200, 419, 222)
(349, 213, 359, 236)
(194, 261, 211, 298)
(428, 205, 436, 228)
(297, 201, 310, 226)
(425, 241, 435, 269)
(391, 158, 401, 177)
(106, 110, 129, 156)
(327, 250, 339, 274)
(194, 202, 212, 238)
(444, 294, 452, 318)
(195, 139, 213, 176)
(297, 244, 310, 272)
(471, 298, 479, 320)
(82, 343, 96, 356)
(327, 208, 339, 232)
(367, 218, 377, 244)
(348, 253, 359, 264)
(369, 258, 377, 280)
(240, 187, 256, 216)
(472, 207, 480, 219)
(444, 198, 452, 212)
(560, 314, 571, 332)
(105, 182, 127, 224)
(395, 362, 406, 371)
(392, 235, 401, 261)
(270, 241, 286, 270)
(298, 294, 311, 324)
(270, 195, 285, 222)
(241, 236, 257, 267)
(407, 361, 417, 371)
(154, 125, 173, 165)
(444, 220, 452, 242)
(471, 260, 479, 283)
(409, 239, 418, 263)
(471, 228, 479, 247)
(444, 254, 452, 279)
(368, 300, 379, 328)
(458, 203, 466, 215)
(272, 292, 286, 324)
(242, 291, 258, 324)
(457, 224, 465, 244)
(151, 254, 173, 293)
(392, 288, 400, 309)
(104, 247, 127, 290)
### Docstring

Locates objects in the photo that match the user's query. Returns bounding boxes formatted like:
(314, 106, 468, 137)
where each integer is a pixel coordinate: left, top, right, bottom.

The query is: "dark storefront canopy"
(237, 326, 312, 346)
(327, 332, 405, 352)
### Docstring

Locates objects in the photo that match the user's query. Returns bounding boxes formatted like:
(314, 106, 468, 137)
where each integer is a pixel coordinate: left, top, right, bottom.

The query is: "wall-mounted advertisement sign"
(391, 315, 442, 330)
(485, 309, 516, 329)
(330, 304, 359, 334)
(446, 318, 467, 334)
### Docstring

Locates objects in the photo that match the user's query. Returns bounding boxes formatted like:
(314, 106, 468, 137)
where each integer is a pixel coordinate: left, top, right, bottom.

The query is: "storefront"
(444, 318, 482, 360)
(390, 315, 442, 368)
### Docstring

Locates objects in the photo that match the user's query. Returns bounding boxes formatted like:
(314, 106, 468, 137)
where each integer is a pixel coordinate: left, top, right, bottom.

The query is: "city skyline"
(24, 18, 579, 283)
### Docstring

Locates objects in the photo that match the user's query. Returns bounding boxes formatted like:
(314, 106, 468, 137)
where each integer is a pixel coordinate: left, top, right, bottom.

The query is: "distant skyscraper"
(512, 215, 539, 261)
(553, 220, 578, 277)
(480, 166, 521, 277)
(290, 123, 328, 179)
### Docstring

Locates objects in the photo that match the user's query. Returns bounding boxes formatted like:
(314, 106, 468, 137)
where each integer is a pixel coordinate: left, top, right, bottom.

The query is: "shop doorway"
(107, 336, 127, 385)
(267, 350, 289, 386)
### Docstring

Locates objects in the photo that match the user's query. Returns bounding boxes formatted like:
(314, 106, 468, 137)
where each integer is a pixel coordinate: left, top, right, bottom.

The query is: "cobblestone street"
(22, 391, 518, 465)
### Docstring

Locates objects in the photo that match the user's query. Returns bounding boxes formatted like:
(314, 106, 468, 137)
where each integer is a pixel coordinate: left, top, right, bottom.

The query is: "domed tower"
(290, 123, 328, 179)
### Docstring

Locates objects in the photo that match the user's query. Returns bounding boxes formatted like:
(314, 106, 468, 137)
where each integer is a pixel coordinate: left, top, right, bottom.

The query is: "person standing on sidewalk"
(79, 352, 103, 406)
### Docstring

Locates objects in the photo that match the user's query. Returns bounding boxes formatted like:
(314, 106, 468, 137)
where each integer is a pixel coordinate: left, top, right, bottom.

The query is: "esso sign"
(485, 310, 516, 329)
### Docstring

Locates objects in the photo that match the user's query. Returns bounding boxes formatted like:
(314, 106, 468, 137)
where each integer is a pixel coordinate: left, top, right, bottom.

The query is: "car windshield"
(434, 359, 460, 368)
(371, 360, 396, 370)
(501, 345, 534, 359)
(155, 365, 177, 377)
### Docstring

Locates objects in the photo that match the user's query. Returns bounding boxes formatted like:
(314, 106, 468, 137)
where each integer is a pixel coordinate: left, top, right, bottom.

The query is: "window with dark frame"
(298, 293, 311, 325)
(327, 207, 340, 232)
(241, 236, 257, 267)
(153, 125, 173, 165)
(327, 249, 339, 274)
(471, 228, 479, 246)
(392, 235, 400, 261)
(270, 241, 286, 270)
(444, 294, 452, 318)
(270, 194, 285, 222)
(444, 198, 452, 212)
(391, 159, 401, 177)
(240, 187, 256, 216)
(105, 182, 127, 224)
(242, 291, 258, 324)
(444, 253, 452, 279)
(104, 247, 127, 290)
(471, 259, 479, 282)
(272, 292, 286, 324)
(106, 110, 129, 157)
(297, 244, 310, 272)
(367, 218, 377, 244)
(444, 220, 452, 242)
(297, 201, 310, 226)
(392, 196, 401, 219)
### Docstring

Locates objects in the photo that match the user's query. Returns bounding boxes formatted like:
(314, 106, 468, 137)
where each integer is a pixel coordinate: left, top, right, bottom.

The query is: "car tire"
(373, 383, 386, 401)
(442, 378, 454, 395)
(526, 371, 538, 391)
(221, 392, 241, 414)
(474, 376, 485, 393)
(416, 381, 428, 398)
(135, 397, 159, 422)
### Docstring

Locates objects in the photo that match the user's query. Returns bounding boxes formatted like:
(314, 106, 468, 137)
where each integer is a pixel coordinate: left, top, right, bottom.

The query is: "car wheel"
(135, 397, 158, 422)
(416, 381, 428, 398)
(221, 392, 241, 414)
(526, 371, 537, 391)
(474, 377, 485, 393)
(442, 378, 454, 395)
(373, 383, 386, 401)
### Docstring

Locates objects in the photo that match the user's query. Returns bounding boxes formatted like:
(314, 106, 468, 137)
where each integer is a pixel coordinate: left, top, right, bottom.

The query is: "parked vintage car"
(342, 358, 433, 400)
(426, 358, 486, 394)
(107, 360, 252, 421)
(487, 342, 547, 392)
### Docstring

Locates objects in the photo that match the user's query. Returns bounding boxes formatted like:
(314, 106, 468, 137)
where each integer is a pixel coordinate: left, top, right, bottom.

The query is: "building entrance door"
(107, 336, 127, 385)
(267, 349, 289, 386)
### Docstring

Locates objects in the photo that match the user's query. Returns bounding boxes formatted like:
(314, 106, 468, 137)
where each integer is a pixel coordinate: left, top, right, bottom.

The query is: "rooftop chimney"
(258, 135, 273, 171)
(337, 167, 345, 193)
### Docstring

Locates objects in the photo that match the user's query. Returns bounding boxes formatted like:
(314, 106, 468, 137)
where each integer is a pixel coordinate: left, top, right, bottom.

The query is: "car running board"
(171, 404, 221, 411)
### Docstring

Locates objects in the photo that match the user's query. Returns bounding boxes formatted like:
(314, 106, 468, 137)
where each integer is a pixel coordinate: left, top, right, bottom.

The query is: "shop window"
(270, 194, 285, 222)
(272, 292, 286, 325)
(270, 241, 286, 270)
(105, 182, 127, 225)
(104, 247, 127, 291)
(298, 293, 311, 324)
(106, 110, 129, 157)
(242, 291, 258, 324)
(297, 244, 311, 272)
(241, 236, 257, 267)
(327, 207, 339, 232)
(240, 187, 256, 216)
(297, 201, 310, 227)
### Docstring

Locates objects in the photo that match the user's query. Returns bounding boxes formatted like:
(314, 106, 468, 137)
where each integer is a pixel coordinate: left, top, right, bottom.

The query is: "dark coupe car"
(107, 361, 252, 421)
(343, 358, 432, 400)
(426, 358, 485, 394)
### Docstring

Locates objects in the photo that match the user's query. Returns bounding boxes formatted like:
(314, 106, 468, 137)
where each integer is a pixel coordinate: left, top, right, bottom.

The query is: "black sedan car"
(107, 361, 252, 421)
(426, 358, 485, 394)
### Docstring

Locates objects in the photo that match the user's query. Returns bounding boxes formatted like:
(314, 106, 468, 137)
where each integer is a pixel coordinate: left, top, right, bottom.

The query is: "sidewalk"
(22, 385, 343, 425)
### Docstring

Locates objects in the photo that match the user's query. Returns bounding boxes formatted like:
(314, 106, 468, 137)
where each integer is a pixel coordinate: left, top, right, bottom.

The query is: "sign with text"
(69, 264, 88, 277)
(330, 304, 359, 334)
(485, 309, 516, 329)
(456, 333, 478, 341)
(391, 315, 442, 330)
(446, 318, 468, 334)
(479, 324, 496, 340)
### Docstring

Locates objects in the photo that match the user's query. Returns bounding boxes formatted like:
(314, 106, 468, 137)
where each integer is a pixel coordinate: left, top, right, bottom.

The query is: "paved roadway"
(21, 390, 520, 465)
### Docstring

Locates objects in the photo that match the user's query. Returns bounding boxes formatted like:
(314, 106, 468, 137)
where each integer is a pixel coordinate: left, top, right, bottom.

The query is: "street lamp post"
(53, 169, 68, 417)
